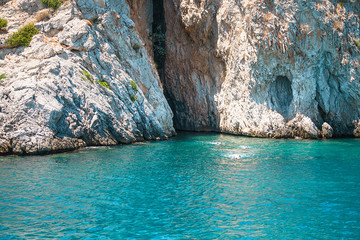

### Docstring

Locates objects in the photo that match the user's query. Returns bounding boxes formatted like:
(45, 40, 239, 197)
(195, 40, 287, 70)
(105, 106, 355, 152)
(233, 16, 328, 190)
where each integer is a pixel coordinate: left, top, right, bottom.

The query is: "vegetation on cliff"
(6, 24, 39, 47)
(41, 0, 63, 10)
(0, 18, 7, 28)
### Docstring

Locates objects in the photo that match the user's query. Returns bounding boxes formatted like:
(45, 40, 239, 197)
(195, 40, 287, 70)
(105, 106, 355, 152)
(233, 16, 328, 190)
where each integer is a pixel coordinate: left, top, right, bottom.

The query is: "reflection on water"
(0, 132, 360, 239)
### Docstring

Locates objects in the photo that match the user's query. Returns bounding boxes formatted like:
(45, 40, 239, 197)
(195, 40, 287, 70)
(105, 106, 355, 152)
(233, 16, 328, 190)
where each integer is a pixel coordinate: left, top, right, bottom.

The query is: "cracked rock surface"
(0, 0, 175, 154)
(164, 0, 360, 138)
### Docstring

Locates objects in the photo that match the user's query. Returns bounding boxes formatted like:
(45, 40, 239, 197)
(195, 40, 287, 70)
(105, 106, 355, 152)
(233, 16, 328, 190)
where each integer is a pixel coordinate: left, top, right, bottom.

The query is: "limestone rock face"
(127, 0, 154, 56)
(0, 0, 175, 154)
(321, 122, 334, 138)
(164, 0, 360, 138)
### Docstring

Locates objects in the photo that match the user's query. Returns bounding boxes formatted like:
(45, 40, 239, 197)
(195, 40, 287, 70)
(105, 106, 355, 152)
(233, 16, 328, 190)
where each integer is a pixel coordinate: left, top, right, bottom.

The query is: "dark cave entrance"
(270, 76, 293, 119)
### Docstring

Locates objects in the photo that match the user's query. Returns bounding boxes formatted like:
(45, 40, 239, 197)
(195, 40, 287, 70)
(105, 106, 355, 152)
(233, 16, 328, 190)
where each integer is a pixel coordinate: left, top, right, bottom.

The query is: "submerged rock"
(0, 0, 175, 154)
(164, 0, 360, 138)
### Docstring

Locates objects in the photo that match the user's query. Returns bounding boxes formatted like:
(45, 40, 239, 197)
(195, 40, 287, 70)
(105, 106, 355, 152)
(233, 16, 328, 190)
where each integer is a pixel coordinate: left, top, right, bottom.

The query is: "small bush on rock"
(97, 80, 110, 90)
(130, 80, 138, 91)
(0, 73, 6, 80)
(338, 0, 347, 4)
(41, 0, 63, 10)
(79, 70, 94, 83)
(129, 94, 138, 102)
(132, 44, 141, 52)
(0, 18, 7, 28)
(92, 17, 101, 25)
(355, 39, 360, 49)
(149, 26, 166, 69)
(35, 9, 50, 22)
(6, 24, 39, 47)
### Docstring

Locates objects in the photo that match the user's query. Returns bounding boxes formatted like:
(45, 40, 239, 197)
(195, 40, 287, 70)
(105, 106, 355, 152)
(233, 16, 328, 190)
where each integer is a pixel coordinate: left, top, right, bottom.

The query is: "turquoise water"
(0, 132, 360, 240)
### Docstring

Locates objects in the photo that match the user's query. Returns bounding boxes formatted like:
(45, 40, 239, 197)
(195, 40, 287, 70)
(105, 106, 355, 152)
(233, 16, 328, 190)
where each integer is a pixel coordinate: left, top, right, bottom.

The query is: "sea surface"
(0, 132, 359, 239)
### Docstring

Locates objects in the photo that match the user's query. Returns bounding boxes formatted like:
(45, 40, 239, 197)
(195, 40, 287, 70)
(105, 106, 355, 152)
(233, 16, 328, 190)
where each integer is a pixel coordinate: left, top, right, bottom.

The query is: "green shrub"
(148, 28, 166, 47)
(129, 94, 138, 102)
(6, 24, 39, 47)
(132, 44, 141, 52)
(337, 0, 347, 7)
(92, 17, 101, 25)
(97, 80, 110, 90)
(0, 73, 6, 81)
(130, 80, 138, 91)
(79, 70, 94, 83)
(0, 18, 7, 28)
(355, 39, 360, 49)
(153, 45, 166, 57)
(41, 0, 63, 10)
(149, 26, 166, 69)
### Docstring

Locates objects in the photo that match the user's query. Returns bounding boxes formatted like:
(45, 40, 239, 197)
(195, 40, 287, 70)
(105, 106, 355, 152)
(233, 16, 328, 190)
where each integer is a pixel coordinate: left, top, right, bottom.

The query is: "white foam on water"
(239, 145, 251, 149)
(208, 141, 225, 145)
(133, 142, 148, 145)
(84, 146, 112, 150)
(221, 153, 252, 159)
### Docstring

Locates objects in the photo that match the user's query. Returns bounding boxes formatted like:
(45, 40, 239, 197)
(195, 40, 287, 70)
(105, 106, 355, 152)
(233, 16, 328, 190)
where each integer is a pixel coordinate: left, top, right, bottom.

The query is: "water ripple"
(0, 133, 360, 239)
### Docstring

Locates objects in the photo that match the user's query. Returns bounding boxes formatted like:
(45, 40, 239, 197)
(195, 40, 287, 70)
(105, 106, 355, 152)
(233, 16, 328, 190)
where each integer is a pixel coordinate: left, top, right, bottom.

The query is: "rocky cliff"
(1, 0, 359, 155)
(0, 0, 175, 154)
(164, 0, 360, 138)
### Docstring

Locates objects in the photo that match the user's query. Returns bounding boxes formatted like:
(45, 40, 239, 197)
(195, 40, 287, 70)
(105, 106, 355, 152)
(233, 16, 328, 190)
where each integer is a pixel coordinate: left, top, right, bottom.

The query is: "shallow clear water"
(0, 132, 360, 240)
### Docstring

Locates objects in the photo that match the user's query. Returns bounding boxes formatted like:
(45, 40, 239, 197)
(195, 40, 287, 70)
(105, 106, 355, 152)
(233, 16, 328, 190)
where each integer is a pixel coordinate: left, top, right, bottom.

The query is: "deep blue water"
(0, 132, 360, 239)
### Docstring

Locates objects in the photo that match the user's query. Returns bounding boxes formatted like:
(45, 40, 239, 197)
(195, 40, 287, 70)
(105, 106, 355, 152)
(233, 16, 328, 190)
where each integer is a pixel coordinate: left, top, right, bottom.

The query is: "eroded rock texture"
(127, 0, 154, 56)
(164, 0, 360, 138)
(0, 0, 175, 154)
